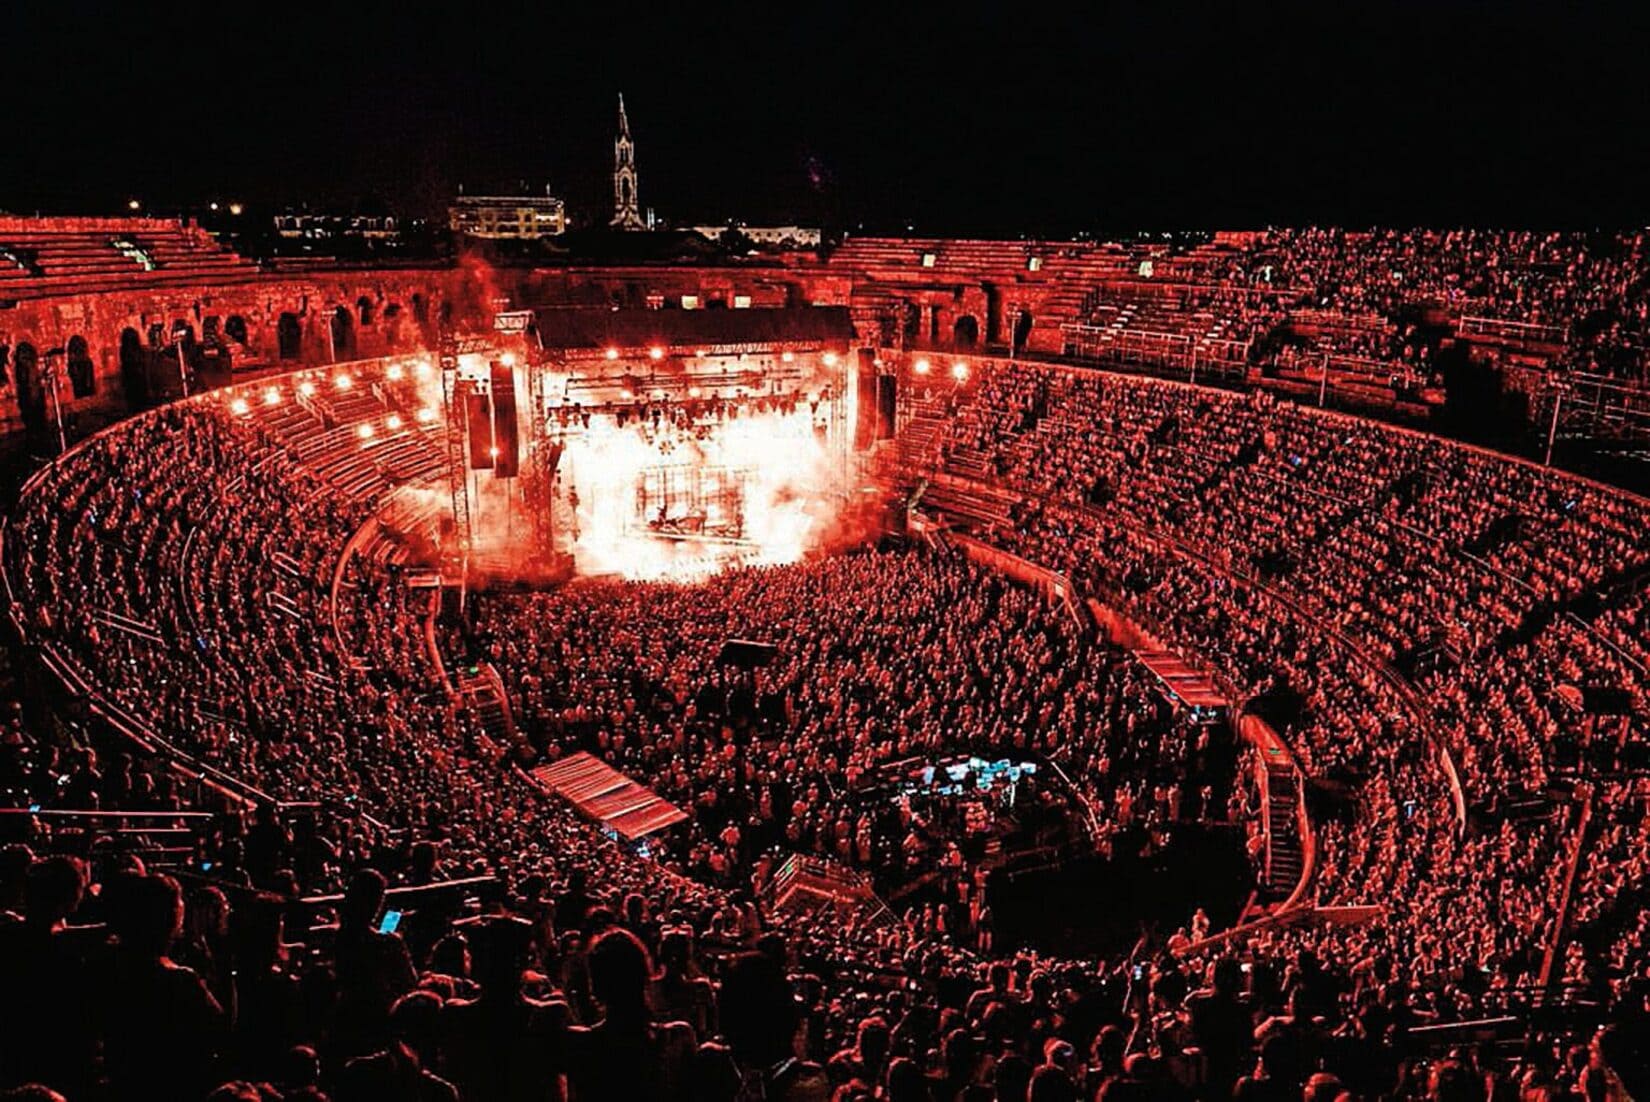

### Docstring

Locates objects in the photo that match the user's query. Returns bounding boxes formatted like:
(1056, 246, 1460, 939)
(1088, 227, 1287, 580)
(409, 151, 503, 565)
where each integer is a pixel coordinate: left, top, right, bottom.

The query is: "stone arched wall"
(0, 268, 460, 442)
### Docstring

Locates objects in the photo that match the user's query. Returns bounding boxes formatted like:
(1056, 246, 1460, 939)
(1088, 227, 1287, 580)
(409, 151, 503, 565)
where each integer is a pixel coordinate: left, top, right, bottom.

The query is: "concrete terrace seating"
(891, 354, 1650, 984)
(0, 216, 256, 299)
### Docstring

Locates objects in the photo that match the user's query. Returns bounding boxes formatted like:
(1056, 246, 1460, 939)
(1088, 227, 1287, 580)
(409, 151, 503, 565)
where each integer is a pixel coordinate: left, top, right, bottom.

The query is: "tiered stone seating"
(0, 216, 256, 299)
(891, 353, 1650, 983)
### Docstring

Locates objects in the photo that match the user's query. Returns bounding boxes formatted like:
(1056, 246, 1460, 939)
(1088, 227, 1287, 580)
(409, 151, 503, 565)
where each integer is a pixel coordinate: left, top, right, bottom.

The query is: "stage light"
(605, 347, 620, 360)
(952, 362, 969, 381)
(500, 352, 516, 368)
(416, 407, 436, 423)
(415, 360, 433, 378)
(822, 351, 838, 367)
(298, 381, 316, 397)
(262, 387, 281, 406)
(620, 389, 633, 400)
(914, 358, 931, 375)
(357, 423, 374, 440)
(652, 390, 666, 400)
(209, 202, 219, 212)
(781, 351, 795, 363)
(386, 414, 402, 430)
(228, 202, 243, 216)
(334, 374, 352, 390)
(386, 363, 404, 381)
(648, 346, 664, 361)
(688, 386, 701, 398)
(488, 446, 500, 459)
(127, 199, 140, 211)
(229, 397, 249, 416)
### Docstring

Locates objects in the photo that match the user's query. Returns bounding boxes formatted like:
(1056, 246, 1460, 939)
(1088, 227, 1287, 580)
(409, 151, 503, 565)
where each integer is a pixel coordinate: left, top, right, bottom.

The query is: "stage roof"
(531, 305, 853, 352)
(530, 751, 689, 840)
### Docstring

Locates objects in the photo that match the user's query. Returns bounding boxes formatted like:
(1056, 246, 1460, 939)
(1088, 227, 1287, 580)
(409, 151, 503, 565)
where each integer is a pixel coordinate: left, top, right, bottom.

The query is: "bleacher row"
(825, 230, 1650, 386)
(0, 217, 257, 299)
(891, 354, 1650, 990)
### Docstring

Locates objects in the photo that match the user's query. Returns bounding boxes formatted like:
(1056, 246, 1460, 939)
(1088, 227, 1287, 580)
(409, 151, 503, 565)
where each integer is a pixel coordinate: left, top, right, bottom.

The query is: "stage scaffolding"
(437, 320, 857, 576)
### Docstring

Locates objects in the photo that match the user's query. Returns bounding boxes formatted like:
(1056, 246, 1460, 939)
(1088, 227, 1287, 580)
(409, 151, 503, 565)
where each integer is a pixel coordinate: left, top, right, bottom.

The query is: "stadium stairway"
(1263, 770, 1305, 898)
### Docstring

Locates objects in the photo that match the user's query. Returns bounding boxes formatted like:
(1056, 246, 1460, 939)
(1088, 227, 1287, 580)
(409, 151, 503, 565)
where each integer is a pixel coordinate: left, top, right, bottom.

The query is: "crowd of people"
(0, 346, 1646, 1101)
(1042, 228, 1650, 384)
(455, 548, 1233, 903)
(917, 358, 1649, 988)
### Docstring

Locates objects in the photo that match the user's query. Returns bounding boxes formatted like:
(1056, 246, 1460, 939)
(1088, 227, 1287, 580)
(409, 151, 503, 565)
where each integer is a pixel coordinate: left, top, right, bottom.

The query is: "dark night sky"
(7, 2, 1650, 233)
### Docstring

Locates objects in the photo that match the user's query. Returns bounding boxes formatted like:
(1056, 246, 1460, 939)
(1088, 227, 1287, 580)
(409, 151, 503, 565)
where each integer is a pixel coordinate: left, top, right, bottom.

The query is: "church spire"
(610, 93, 646, 231)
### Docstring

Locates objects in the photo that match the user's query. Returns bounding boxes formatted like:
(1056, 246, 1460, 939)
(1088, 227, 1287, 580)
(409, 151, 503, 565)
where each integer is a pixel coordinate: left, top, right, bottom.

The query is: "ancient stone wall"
(0, 268, 459, 441)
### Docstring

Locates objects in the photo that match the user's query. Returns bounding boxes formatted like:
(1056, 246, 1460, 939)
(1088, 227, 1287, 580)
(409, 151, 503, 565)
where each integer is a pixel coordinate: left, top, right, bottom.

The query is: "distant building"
(689, 224, 823, 250)
(449, 191, 567, 240)
(611, 94, 647, 231)
(274, 209, 402, 243)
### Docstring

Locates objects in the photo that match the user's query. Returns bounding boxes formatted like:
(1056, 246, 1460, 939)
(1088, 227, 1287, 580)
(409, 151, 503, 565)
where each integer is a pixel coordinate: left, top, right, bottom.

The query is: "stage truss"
(436, 325, 858, 582)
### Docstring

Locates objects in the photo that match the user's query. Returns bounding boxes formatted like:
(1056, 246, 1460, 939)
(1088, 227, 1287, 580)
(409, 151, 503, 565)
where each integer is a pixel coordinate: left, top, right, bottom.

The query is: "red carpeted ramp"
(530, 752, 688, 840)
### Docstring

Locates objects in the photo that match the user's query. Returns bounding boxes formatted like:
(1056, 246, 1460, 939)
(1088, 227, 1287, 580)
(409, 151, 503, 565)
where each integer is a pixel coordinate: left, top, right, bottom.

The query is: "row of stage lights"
(911, 358, 971, 381)
(603, 346, 840, 367)
(224, 355, 450, 439)
(221, 347, 840, 429)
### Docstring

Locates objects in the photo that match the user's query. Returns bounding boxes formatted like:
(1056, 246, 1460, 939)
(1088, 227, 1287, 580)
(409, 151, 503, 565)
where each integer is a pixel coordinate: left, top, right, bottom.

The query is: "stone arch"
(13, 341, 43, 430)
(330, 305, 354, 358)
(900, 302, 921, 346)
(119, 327, 148, 406)
(357, 295, 375, 327)
(952, 314, 979, 348)
(412, 292, 429, 324)
(224, 315, 249, 346)
(1012, 308, 1034, 350)
(13, 341, 37, 394)
(277, 312, 302, 360)
(66, 335, 95, 398)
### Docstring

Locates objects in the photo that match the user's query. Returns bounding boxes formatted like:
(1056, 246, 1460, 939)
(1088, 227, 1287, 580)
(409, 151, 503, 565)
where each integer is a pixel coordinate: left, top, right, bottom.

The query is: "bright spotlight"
(415, 407, 436, 423)
(228, 202, 244, 216)
(127, 199, 141, 211)
(781, 351, 795, 363)
(386, 414, 402, 430)
(415, 360, 433, 378)
(386, 363, 404, 381)
(262, 387, 281, 406)
(357, 423, 374, 439)
(822, 351, 838, 367)
(298, 381, 316, 397)
(334, 374, 352, 390)
(500, 352, 516, 368)
(688, 386, 701, 398)
(620, 389, 633, 400)
(605, 347, 620, 360)
(952, 362, 970, 381)
(229, 397, 249, 416)
(488, 446, 500, 458)
(648, 346, 664, 361)
(913, 358, 931, 375)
